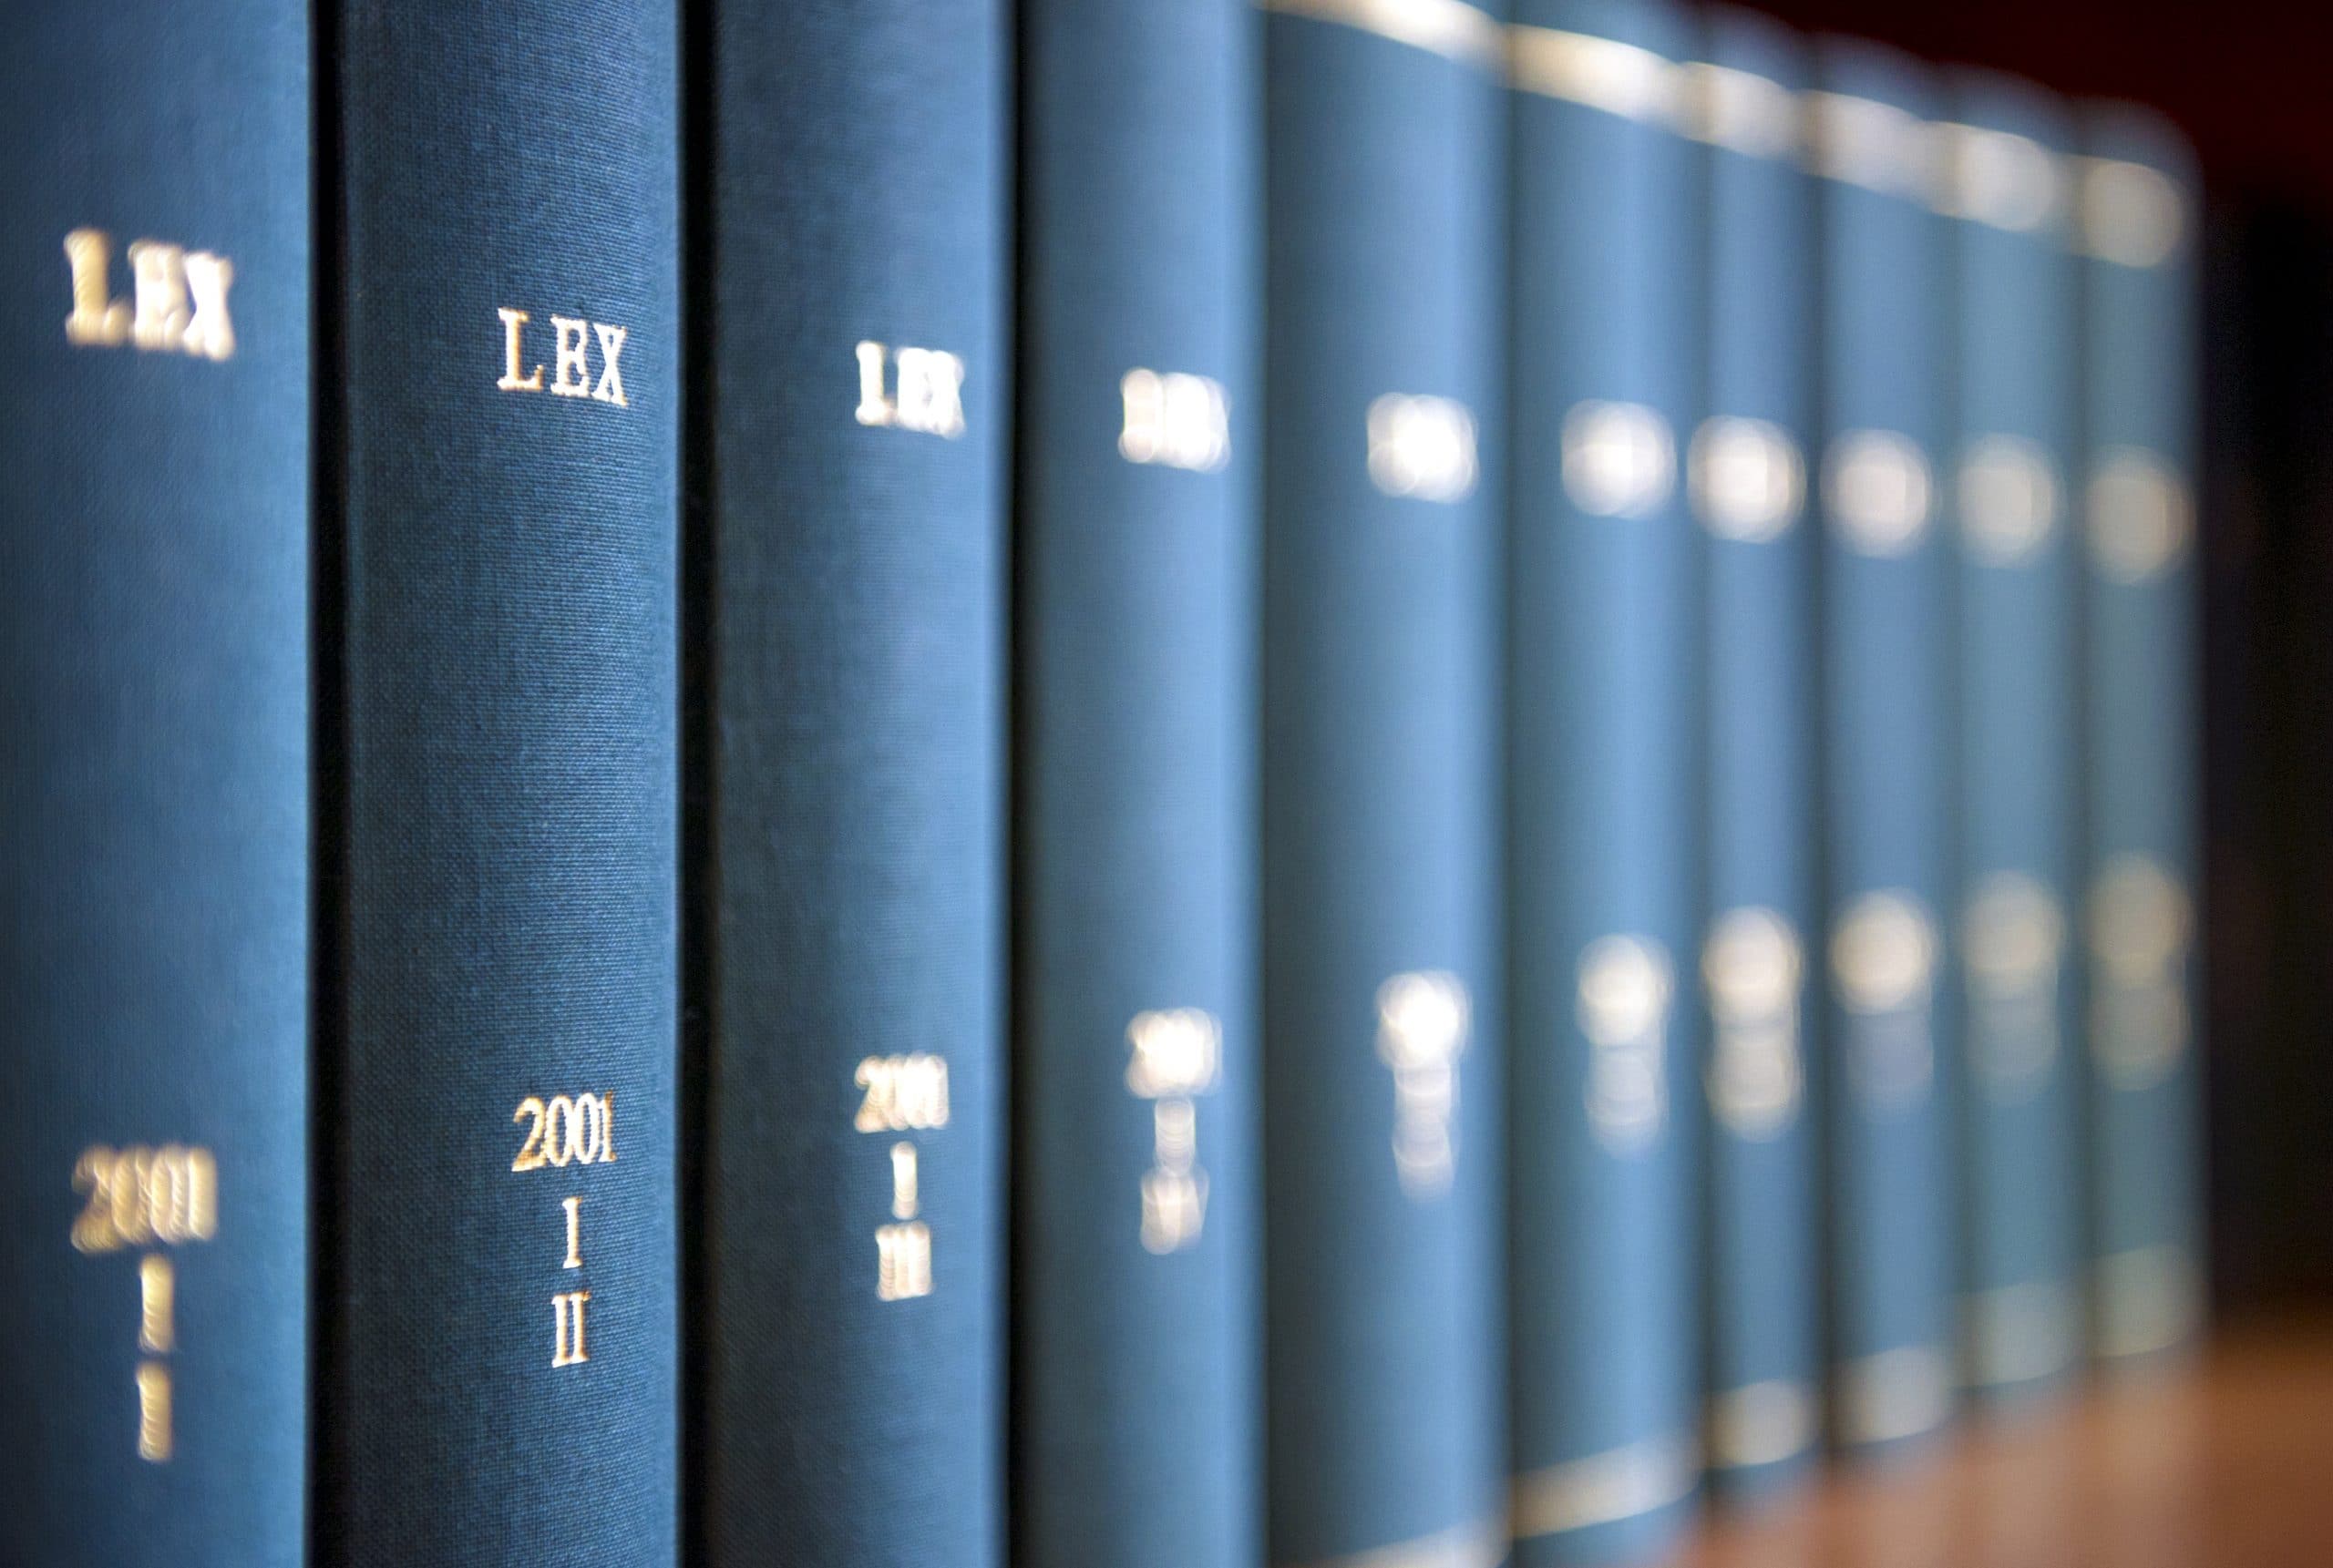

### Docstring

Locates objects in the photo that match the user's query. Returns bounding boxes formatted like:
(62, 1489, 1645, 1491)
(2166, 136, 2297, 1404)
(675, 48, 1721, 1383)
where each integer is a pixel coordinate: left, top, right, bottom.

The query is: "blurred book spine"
(1692, 4, 1821, 1496)
(322, 0, 681, 1559)
(2076, 107, 2205, 1368)
(0, 3, 310, 1558)
(1943, 72, 2084, 1402)
(1014, 3, 1260, 1563)
(1259, 1, 1506, 1564)
(1810, 39, 1957, 1457)
(693, 2, 1007, 1563)
(1507, 1, 1702, 1560)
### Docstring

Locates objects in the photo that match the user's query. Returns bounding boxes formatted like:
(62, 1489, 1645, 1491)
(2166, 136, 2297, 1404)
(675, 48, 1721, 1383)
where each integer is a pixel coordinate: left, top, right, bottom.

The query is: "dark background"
(1759, 0, 2333, 1318)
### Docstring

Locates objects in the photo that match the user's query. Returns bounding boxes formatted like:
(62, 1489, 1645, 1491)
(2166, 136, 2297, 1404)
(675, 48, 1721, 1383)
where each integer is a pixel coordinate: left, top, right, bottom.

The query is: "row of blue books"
(2, 0, 2199, 1564)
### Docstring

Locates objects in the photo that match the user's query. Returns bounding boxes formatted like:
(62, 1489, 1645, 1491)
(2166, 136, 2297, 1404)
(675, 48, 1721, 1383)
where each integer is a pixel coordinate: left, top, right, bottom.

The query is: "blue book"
(1807, 41, 1956, 1456)
(1507, 3, 1701, 1559)
(2075, 108, 2204, 1368)
(0, 4, 309, 1559)
(324, 0, 680, 1559)
(1940, 73, 2083, 1401)
(1259, 2, 1506, 1564)
(1014, 5, 1259, 1563)
(1690, 5, 1820, 1495)
(694, 3, 1006, 1563)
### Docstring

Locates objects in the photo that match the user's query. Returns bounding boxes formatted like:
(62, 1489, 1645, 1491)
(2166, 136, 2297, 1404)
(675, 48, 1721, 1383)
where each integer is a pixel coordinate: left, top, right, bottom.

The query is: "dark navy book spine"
(1807, 41, 1957, 1456)
(1691, 5, 1820, 1495)
(1014, 4, 1259, 1564)
(1507, 2, 1701, 1560)
(2075, 108, 2204, 1368)
(1940, 73, 2083, 1402)
(324, 0, 680, 1561)
(1259, 3, 1506, 1565)
(0, 4, 309, 1562)
(694, 3, 1006, 1564)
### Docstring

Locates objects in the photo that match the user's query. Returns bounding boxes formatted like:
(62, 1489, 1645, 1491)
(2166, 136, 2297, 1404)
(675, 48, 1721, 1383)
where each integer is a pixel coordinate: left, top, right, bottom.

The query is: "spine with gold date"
(0, 4, 310, 1560)
(1012, 3, 1259, 1564)
(1942, 70, 2083, 1405)
(2076, 107, 2205, 1371)
(692, 1, 1007, 1563)
(1506, 2, 1704, 1561)
(1809, 38, 1956, 1459)
(1258, 2, 1507, 1565)
(320, 0, 680, 1560)
(1694, 3, 1820, 1497)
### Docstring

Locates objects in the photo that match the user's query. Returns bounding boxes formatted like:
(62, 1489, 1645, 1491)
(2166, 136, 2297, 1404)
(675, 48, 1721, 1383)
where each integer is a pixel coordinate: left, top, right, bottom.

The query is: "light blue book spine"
(1692, 5, 1820, 1495)
(1260, 3, 1507, 1565)
(1941, 72, 2084, 1403)
(1015, 4, 1260, 1564)
(1508, 2, 1701, 1559)
(1808, 40, 1956, 1457)
(2075, 108, 2205, 1368)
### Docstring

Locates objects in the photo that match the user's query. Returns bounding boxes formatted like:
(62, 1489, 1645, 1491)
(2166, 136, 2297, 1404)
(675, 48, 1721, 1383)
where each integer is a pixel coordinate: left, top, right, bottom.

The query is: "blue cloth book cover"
(1692, 3, 1821, 1496)
(1809, 38, 1957, 1457)
(1, 4, 310, 1561)
(1014, 3, 1259, 1564)
(323, 0, 683, 1560)
(1942, 70, 2084, 1402)
(693, 3, 1008, 1563)
(1508, 1, 1701, 1559)
(1259, 2, 1508, 1565)
(2077, 106, 2205, 1368)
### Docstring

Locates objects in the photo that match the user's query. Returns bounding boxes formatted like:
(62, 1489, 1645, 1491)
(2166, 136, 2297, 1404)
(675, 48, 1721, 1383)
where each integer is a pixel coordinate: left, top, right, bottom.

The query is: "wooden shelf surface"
(1674, 1326, 2333, 1568)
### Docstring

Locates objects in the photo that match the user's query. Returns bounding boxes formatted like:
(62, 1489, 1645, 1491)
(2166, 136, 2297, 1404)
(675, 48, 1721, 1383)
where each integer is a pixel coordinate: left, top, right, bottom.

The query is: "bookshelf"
(1675, 1324, 2333, 1566)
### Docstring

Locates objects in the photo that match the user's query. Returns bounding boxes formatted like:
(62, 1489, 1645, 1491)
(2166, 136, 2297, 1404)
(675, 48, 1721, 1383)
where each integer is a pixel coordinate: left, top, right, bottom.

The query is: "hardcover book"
(1692, 3, 1822, 1494)
(1942, 70, 2083, 1401)
(1259, 2, 1508, 1564)
(1507, 1, 1703, 1559)
(2076, 107, 2205, 1368)
(321, 1, 683, 1561)
(1808, 38, 1957, 1457)
(1, 3, 311, 1560)
(1014, 4, 1260, 1563)
(693, 3, 1009, 1563)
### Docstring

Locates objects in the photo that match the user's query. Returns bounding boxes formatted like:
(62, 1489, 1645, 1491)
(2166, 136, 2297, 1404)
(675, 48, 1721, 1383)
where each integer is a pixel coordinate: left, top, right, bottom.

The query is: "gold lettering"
(551, 1289, 591, 1367)
(139, 1254, 175, 1354)
(180, 252, 234, 360)
(550, 315, 591, 397)
(894, 346, 966, 436)
(497, 307, 544, 390)
(136, 1363, 172, 1462)
(889, 1143, 920, 1220)
(71, 1145, 218, 1254)
(855, 341, 966, 437)
(855, 340, 893, 425)
(853, 1054, 951, 1132)
(63, 229, 129, 346)
(1126, 1009, 1223, 1250)
(876, 1221, 933, 1301)
(127, 241, 190, 353)
(1119, 367, 1231, 472)
(591, 323, 629, 405)
(561, 1194, 583, 1269)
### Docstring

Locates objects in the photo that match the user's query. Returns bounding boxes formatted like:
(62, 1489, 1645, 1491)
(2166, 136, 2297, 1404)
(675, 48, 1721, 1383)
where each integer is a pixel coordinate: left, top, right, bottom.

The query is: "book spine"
(1691, 5, 1820, 1493)
(1808, 41, 1956, 1456)
(0, 5, 309, 1559)
(1259, 3, 1506, 1565)
(1013, 4, 1259, 1563)
(1507, 2, 1701, 1560)
(1941, 73, 2083, 1400)
(694, 2, 1007, 1563)
(325, 0, 680, 1559)
(2076, 108, 2204, 1367)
